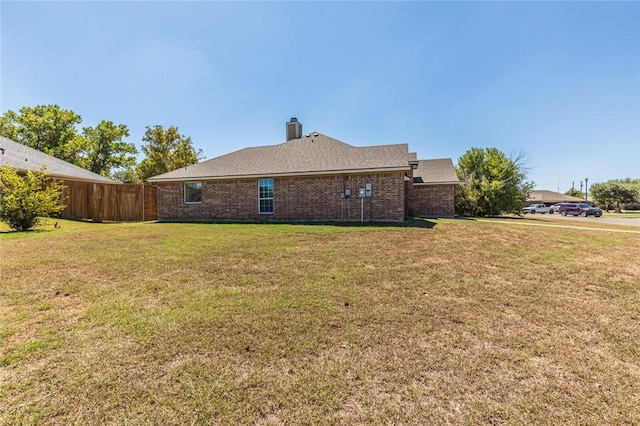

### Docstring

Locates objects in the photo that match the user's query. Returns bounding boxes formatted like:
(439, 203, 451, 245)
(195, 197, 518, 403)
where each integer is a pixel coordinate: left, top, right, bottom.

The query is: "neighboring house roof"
(408, 152, 418, 165)
(149, 133, 413, 182)
(527, 189, 584, 203)
(413, 158, 459, 185)
(0, 136, 113, 183)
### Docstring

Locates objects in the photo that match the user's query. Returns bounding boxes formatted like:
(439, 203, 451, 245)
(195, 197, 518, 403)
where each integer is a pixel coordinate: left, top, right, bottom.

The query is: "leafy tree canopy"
(112, 166, 141, 184)
(589, 180, 638, 210)
(0, 166, 66, 231)
(455, 147, 534, 217)
(564, 188, 584, 199)
(80, 120, 137, 177)
(136, 125, 203, 182)
(0, 105, 84, 164)
(0, 105, 137, 179)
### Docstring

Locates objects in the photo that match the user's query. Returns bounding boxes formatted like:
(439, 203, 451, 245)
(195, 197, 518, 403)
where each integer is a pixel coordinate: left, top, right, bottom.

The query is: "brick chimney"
(286, 117, 302, 141)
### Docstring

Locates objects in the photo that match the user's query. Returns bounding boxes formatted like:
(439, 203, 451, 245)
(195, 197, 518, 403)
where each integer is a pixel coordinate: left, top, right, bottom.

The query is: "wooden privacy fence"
(58, 180, 157, 222)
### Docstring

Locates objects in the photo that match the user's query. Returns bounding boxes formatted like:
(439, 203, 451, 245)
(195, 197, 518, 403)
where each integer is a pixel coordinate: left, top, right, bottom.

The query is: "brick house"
(149, 119, 458, 222)
(410, 159, 459, 218)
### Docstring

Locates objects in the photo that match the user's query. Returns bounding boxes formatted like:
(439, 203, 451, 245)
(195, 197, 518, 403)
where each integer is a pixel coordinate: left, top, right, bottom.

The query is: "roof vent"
(286, 117, 302, 141)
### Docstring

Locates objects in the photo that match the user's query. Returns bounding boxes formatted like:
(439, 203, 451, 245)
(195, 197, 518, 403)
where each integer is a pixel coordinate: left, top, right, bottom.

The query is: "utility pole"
(585, 178, 589, 203)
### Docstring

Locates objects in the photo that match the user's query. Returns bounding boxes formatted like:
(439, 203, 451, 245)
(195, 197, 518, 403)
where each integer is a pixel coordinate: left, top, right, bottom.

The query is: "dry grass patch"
(1, 219, 639, 424)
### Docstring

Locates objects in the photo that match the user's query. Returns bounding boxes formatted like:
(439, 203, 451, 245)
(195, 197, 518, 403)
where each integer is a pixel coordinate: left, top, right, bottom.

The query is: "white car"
(523, 204, 550, 214)
(549, 203, 565, 214)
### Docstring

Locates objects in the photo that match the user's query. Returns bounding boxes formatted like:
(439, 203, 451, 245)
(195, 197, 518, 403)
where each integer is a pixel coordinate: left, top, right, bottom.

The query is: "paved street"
(526, 213, 640, 227)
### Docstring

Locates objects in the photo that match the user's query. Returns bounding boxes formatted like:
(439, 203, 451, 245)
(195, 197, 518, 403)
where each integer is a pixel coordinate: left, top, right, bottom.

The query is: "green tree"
(137, 125, 203, 182)
(112, 166, 141, 184)
(0, 166, 66, 231)
(626, 178, 640, 195)
(0, 105, 86, 164)
(1, 105, 137, 179)
(79, 120, 137, 177)
(610, 178, 640, 202)
(589, 181, 637, 211)
(455, 147, 534, 217)
(564, 188, 584, 199)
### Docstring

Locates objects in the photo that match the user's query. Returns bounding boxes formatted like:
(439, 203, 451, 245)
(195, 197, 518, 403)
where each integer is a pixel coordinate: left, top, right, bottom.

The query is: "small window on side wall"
(184, 182, 202, 203)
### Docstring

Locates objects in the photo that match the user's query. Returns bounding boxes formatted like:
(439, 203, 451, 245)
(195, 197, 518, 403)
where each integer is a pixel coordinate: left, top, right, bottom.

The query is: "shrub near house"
(0, 166, 65, 231)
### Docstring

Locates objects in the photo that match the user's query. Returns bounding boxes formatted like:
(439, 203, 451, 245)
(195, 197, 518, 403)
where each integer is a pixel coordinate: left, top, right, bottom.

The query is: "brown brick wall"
(404, 181, 413, 218)
(412, 184, 456, 218)
(157, 172, 406, 222)
(404, 169, 414, 218)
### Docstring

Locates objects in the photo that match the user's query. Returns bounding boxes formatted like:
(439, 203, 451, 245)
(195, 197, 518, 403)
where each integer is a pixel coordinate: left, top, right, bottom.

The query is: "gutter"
(148, 166, 412, 183)
(5, 166, 114, 184)
(414, 180, 460, 186)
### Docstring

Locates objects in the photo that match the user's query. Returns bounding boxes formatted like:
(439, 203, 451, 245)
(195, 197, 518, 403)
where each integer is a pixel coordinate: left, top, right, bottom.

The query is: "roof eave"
(414, 180, 460, 186)
(51, 175, 114, 184)
(149, 166, 411, 183)
(8, 166, 113, 184)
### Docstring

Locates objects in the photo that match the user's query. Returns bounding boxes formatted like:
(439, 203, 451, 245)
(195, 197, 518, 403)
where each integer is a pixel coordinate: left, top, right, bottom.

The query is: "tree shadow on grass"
(0, 228, 39, 234)
(0, 227, 51, 241)
(152, 218, 439, 229)
(300, 218, 438, 229)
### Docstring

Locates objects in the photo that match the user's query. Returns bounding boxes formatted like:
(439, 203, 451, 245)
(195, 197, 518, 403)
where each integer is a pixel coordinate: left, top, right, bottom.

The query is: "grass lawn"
(602, 210, 640, 218)
(1, 218, 639, 424)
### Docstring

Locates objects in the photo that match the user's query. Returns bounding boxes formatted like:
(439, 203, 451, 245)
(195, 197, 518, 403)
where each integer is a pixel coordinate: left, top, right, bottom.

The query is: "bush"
(455, 147, 533, 217)
(625, 203, 640, 211)
(0, 166, 66, 231)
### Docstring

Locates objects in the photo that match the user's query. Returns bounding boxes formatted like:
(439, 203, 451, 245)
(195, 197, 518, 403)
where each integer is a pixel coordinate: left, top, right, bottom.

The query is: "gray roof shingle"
(527, 190, 584, 203)
(149, 133, 413, 182)
(413, 158, 459, 184)
(0, 136, 113, 183)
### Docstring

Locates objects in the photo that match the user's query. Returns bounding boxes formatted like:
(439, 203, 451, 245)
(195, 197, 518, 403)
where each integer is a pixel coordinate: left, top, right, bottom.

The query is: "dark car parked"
(559, 203, 602, 217)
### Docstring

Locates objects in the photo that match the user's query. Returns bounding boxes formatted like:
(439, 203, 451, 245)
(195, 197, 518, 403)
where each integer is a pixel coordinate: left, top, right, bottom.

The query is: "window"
(258, 178, 274, 214)
(184, 182, 202, 203)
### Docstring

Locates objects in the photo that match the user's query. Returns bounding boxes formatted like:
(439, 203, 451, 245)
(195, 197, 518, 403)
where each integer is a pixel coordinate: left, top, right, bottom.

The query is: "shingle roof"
(149, 133, 413, 182)
(413, 158, 459, 184)
(527, 190, 584, 203)
(0, 136, 113, 183)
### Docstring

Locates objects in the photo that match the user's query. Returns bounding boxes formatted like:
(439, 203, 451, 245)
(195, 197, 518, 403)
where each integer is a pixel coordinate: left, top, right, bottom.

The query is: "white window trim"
(258, 178, 274, 214)
(184, 181, 203, 204)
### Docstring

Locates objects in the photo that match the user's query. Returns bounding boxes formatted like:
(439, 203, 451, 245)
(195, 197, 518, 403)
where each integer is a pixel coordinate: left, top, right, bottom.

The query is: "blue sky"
(1, 1, 638, 191)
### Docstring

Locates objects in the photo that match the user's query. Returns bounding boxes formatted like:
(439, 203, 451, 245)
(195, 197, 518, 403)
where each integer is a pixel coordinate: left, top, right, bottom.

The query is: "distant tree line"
(0, 104, 203, 183)
(560, 180, 639, 210)
(564, 187, 584, 199)
(588, 179, 639, 211)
